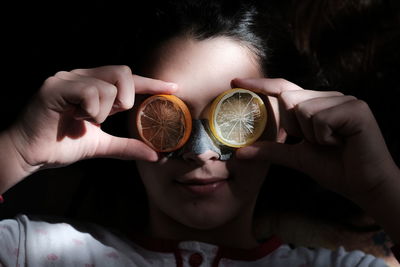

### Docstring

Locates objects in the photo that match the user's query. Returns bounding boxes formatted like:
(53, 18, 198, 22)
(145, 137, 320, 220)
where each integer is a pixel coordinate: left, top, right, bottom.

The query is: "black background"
(1, 0, 399, 233)
(0, 1, 150, 229)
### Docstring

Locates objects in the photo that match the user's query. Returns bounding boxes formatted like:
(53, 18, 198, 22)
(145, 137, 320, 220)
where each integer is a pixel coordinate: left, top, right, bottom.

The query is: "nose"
(182, 150, 220, 165)
(166, 120, 234, 161)
(181, 120, 220, 164)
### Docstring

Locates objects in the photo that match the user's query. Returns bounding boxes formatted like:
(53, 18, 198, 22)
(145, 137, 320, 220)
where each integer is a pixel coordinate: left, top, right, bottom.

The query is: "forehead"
(146, 36, 263, 117)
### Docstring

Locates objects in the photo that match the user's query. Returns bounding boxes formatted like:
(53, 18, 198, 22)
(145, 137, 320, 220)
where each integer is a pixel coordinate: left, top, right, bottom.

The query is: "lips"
(175, 177, 228, 185)
(174, 177, 230, 195)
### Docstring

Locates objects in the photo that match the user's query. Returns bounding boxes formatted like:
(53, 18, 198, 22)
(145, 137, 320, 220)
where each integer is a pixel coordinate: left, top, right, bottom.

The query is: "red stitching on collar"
(132, 233, 283, 262)
(215, 235, 282, 261)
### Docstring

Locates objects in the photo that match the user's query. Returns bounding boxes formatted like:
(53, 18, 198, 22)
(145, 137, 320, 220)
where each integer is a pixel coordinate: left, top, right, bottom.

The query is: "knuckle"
(344, 95, 358, 101)
(274, 78, 293, 90)
(82, 85, 98, 99)
(54, 70, 69, 78)
(312, 112, 326, 127)
(106, 65, 133, 80)
(40, 76, 60, 95)
(313, 110, 324, 121)
(280, 91, 295, 108)
(70, 68, 85, 74)
(42, 76, 59, 87)
(295, 103, 313, 119)
(280, 90, 291, 99)
(106, 84, 118, 97)
(115, 65, 132, 75)
(354, 99, 369, 110)
(274, 78, 288, 84)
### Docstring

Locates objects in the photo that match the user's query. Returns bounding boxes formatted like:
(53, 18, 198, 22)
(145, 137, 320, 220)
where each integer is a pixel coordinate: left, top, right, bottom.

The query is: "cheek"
(228, 160, 269, 196)
(136, 162, 165, 195)
(136, 160, 179, 198)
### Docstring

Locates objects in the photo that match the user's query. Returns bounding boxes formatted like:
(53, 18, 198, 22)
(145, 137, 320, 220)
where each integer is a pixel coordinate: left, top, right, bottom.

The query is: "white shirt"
(0, 215, 388, 267)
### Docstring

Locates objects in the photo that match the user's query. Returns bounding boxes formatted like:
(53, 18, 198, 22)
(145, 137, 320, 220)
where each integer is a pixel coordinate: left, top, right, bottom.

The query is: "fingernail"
(167, 83, 178, 91)
(148, 151, 160, 162)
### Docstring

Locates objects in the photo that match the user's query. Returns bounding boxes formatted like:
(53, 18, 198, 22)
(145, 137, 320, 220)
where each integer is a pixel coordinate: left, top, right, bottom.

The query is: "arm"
(233, 77, 400, 257)
(0, 129, 37, 195)
(0, 65, 177, 195)
(358, 167, 400, 249)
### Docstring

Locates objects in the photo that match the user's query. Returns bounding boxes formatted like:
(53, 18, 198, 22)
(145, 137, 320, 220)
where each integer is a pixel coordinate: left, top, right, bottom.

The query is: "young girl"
(0, 0, 399, 266)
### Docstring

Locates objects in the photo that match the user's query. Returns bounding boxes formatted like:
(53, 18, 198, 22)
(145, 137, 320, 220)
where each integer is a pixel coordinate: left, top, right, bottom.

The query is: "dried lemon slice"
(209, 88, 267, 148)
(136, 95, 192, 152)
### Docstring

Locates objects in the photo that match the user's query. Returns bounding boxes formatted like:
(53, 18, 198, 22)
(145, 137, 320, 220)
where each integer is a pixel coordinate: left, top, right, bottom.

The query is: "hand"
(233, 78, 399, 203)
(8, 65, 177, 174)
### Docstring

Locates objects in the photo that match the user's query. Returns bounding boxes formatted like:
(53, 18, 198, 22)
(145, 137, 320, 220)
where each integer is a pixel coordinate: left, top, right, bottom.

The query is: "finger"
(94, 131, 159, 162)
(312, 99, 373, 145)
(231, 78, 302, 96)
(56, 71, 117, 123)
(232, 77, 342, 138)
(280, 90, 343, 110)
(41, 76, 100, 119)
(279, 90, 343, 138)
(294, 95, 357, 144)
(133, 75, 178, 94)
(71, 65, 135, 111)
(72, 66, 178, 103)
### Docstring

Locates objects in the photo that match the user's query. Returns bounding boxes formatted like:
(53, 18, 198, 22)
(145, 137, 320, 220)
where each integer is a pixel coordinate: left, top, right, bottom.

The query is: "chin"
(173, 203, 239, 230)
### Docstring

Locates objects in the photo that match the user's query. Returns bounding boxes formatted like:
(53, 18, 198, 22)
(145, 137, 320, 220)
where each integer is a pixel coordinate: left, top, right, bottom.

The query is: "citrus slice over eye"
(136, 94, 192, 152)
(209, 88, 267, 148)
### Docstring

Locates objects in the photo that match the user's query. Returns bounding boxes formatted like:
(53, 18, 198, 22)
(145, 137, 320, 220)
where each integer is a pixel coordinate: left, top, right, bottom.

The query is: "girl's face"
(135, 36, 278, 234)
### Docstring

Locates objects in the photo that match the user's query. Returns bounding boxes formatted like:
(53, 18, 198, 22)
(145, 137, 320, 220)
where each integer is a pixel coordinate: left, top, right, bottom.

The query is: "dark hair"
(288, 0, 400, 90)
(285, 0, 400, 165)
(255, 0, 400, 232)
(122, 0, 278, 76)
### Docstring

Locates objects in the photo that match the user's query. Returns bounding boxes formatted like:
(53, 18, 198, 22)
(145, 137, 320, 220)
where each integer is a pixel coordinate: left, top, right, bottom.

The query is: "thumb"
(93, 132, 159, 162)
(236, 141, 301, 171)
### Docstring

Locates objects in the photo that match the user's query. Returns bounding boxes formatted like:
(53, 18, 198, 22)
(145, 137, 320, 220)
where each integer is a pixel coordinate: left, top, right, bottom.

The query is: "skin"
(0, 34, 399, 255)
(135, 36, 276, 249)
(136, 35, 400, 250)
(0, 66, 176, 193)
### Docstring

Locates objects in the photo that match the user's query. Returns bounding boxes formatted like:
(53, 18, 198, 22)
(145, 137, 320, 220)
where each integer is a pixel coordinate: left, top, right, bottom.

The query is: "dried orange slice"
(209, 88, 267, 148)
(136, 94, 192, 152)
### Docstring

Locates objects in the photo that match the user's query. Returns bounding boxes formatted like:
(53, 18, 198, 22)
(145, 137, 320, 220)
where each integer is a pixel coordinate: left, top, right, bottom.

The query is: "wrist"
(0, 128, 39, 194)
(354, 166, 400, 244)
(354, 165, 400, 208)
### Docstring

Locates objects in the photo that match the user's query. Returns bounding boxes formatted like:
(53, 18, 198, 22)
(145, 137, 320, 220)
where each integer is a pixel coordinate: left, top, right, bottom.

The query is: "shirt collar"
(130, 233, 283, 261)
